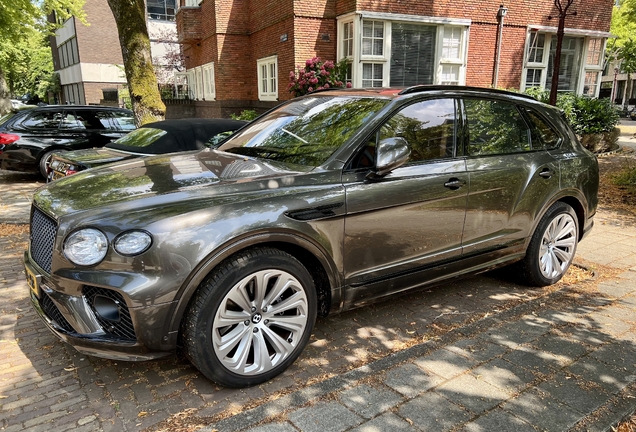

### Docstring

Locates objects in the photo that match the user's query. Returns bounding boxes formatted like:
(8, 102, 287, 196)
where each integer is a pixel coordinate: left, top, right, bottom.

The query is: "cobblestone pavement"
(1, 168, 636, 431)
(0, 171, 42, 224)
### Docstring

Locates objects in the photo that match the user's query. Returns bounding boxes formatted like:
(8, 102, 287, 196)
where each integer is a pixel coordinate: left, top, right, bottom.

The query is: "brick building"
(50, 0, 181, 105)
(175, 0, 613, 118)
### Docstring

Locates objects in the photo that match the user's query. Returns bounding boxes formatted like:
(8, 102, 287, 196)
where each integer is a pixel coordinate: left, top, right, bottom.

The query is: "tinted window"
(380, 98, 456, 162)
(59, 111, 86, 129)
(108, 128, 167, 149)
(111, 111, 137, 131)
(465, 99, 530, 156)
(523, 108, 562, 150)
(218, 96, 389, 167)
(21, 111, 62, 129)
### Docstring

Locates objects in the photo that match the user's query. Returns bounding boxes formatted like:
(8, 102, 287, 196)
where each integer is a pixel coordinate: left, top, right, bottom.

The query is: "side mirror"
(367, 137, 410, 179)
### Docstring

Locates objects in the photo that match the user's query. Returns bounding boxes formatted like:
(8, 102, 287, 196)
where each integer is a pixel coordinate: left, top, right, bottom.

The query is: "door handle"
(539, 168, 554, 179)
(444, 178, 466, 190)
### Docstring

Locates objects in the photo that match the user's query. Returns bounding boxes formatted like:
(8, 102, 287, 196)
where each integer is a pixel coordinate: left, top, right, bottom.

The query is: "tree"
(0, 0, 85, 114)
(548, 0, 578, 106)
(106, 0, 165, 125)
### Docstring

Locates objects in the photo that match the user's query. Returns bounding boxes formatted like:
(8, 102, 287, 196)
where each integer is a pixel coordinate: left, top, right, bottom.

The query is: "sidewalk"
(617, 118, 636, 151)
(202, 210, 636, 432)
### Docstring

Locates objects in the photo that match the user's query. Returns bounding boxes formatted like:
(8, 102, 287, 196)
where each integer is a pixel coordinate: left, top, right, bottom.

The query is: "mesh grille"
(83, 286, 137, 341)
(30, 207, 57, 273)
(40, 292, 75, 333)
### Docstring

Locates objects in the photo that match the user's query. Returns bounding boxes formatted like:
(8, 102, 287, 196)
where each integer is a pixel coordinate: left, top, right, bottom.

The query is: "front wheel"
(182, 248, 317, 387)
(520, 202, 579, 287)
(38, 150, 64, 178)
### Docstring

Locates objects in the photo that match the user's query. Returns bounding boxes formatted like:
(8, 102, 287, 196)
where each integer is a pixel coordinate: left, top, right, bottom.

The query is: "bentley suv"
(24, 86, 598, 387)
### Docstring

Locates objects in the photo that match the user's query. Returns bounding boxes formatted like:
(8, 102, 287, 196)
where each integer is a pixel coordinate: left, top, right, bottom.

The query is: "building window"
(338, 15, 468, 88)
(257, 56, 278, 101)
(147, 0, 176, 21)
(202, 63, 215, 100)
(62, 83, 85, 105)
(58, 37, 79, 69)
(522, 31, 606, 97)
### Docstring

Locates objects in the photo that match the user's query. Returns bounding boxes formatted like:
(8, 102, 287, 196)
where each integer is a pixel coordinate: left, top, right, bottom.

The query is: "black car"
(48, 118, 247, 181)
(0, 105, 135, 177)
(25, 86, 598, 388)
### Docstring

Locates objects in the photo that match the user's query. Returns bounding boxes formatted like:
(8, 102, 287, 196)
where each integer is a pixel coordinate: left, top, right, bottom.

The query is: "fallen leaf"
(138, 411, 148, 417)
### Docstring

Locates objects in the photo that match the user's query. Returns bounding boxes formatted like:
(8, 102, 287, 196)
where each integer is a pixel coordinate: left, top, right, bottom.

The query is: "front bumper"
(25, 252, 175, 361)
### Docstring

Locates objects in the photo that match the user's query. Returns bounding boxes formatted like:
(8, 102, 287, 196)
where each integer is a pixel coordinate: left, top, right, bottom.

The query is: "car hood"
(34, 150, 316, 218)
(55, 147, 134, 168)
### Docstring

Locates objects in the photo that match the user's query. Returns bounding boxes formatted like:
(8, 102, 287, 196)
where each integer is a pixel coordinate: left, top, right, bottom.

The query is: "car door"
(461, 98, 561, 255)
(342, 98, 468, 305)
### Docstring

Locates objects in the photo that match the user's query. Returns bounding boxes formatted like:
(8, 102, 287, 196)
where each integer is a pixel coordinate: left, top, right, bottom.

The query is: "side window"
(111, 111, 137, 131)
(379, 98, 457, 163)
(206, 130, 234, 148)
(464, 99, 531, 156)
(20, 111, 63, 129)
(59, 111, 86, 129)
(522, 108, 562, 150)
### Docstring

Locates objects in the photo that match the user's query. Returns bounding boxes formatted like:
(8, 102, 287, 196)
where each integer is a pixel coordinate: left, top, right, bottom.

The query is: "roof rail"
(307, 87, 344, 95)
(398, 85, 538, 101)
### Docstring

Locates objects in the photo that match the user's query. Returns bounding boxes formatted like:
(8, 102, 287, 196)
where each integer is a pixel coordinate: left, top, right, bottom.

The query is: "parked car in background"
(25, 86, 598, 388)
(629, 108, 636, 121)
(0, 105, 135, 177)
(48, 118, 247, 181)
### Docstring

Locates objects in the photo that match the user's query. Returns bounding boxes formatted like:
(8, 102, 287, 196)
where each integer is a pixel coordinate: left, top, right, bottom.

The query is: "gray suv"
(24, 86, 598, 387)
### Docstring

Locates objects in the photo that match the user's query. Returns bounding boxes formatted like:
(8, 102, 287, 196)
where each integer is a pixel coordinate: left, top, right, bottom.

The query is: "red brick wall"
(75, 1, 123, 64)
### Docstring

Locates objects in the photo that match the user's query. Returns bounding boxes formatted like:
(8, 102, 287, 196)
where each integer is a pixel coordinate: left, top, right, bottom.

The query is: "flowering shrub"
(288, 57, 351, 97)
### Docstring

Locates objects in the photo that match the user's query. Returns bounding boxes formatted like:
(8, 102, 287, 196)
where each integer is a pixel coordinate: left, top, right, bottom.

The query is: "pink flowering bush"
(288, 57, 352, 97)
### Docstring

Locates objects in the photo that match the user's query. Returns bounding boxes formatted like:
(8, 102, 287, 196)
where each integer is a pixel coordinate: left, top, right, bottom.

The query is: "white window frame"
(193, 66, 204, 100)
(257, 55, 278, 101)
(202, 62, 215, 100)
(174, 71, 194, 98)
(337, 13, 469, 88)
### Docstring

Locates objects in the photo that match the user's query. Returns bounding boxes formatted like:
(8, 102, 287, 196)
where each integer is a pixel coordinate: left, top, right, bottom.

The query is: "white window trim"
(257, 55, 278, 101)
(202, 62, 216, 100)
(174, 71, 194, 98)
(194, 66, 204, 100)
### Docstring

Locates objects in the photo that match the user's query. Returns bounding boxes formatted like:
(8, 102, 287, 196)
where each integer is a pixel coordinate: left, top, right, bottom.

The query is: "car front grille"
(83, 286, 137, 341)
(40, 292, 75, 333)
(30, 207, 57, 274)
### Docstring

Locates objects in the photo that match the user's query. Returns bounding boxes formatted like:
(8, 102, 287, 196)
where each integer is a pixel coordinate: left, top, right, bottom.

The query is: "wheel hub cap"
(251, 313, 262, 324)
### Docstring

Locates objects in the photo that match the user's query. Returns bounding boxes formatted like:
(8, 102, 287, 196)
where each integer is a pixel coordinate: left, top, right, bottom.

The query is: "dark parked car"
(629, 108, 636, 121)
(48, 118, 247, 181)
(0, 105, 135, 177)
(25, 86, 598, 388)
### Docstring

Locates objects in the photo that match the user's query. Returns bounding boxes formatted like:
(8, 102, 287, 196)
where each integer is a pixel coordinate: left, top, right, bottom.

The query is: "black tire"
(519, 202, 579, 287)
(38, 150, 64, 179)
(182, 247, 317, 387)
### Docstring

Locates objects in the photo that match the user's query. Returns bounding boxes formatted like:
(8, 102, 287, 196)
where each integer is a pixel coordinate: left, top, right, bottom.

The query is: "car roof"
(30, 105, 133, 113)
(308, 85, 539, 101)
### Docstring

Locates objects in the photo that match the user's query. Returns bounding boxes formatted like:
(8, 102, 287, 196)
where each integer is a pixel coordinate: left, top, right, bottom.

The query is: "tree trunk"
(0, 67, 12, 116)
(106, 0, 165, 125)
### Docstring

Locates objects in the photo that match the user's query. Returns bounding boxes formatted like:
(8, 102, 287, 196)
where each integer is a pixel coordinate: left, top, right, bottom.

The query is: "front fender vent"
(285, 203, 343, 221)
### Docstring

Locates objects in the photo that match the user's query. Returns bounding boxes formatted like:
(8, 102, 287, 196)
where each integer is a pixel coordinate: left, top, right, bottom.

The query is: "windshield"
(217, 96, 389, 167)
(107, 127, 167, 150)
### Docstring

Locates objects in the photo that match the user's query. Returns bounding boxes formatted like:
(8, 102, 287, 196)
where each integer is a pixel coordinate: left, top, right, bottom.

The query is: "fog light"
(93, 295, 121, 322)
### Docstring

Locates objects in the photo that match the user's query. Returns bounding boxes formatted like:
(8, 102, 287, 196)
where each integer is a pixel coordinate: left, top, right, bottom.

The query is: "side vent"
(285, 203, 343, 221)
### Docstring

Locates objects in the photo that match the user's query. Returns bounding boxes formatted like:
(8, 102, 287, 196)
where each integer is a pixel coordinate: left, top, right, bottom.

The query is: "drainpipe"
(492, 4, 508, 88)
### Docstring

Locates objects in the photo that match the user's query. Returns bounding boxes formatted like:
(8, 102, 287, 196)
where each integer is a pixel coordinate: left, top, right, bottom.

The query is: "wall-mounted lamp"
(497, 5, 508, 18)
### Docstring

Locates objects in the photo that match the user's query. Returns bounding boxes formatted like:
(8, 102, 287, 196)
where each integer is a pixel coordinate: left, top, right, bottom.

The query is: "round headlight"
(64, 228, 109, 266)
(114, 231, 152, 256)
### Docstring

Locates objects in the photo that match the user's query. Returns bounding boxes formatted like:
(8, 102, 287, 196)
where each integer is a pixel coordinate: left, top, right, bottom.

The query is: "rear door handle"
(539, 168, 554, 179)
(444, 178, 466, 190)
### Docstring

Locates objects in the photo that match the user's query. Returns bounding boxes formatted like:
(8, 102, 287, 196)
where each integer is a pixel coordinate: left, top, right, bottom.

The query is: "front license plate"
(25, 266, 41, 299)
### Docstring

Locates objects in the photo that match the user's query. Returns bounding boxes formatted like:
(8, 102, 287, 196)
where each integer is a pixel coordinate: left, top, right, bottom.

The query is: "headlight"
(114, 231, 152, 256)
(64, 228, 109, 266)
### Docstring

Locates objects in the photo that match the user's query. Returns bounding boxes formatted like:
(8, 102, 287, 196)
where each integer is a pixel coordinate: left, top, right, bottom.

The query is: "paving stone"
(338, 384, 402, 419)
(597, 281, 636, 297)
(413, 348, 478, 380)
(586, 313, 633, 336)
(245, 422, 298, 432)
(501, 347, 560, 375)
(537, 371, 612, 413)
(461, 408, 535, 432)
(567, 357, 636, 394)
(436, 373, 511, 413)
(445, 337, 509, 363)
(398, 392, 471, 431)
(481, 317, 551, 348)
(471, 358, 536, 392)
(383, 363, 445, 398)
(349, 412, 413, 432)
(288, 401, 362, 432)
(589, 343, 636, 371)
(532, 334, 591, 365)
(501, 389, 583, 432)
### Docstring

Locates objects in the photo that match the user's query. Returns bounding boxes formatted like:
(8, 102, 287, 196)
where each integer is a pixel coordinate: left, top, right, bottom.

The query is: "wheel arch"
(167, 233, 342, 340)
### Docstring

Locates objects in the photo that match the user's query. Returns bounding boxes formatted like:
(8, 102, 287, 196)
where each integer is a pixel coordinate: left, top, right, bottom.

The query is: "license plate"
(25, 266, 41, 299)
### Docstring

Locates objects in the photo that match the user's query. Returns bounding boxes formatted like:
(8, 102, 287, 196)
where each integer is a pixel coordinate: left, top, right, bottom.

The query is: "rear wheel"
(520, 202, 578, 286)
(183, 247, 317, 387)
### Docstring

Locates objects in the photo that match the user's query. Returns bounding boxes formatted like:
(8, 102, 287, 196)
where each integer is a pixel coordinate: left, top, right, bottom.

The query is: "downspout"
(492, 5, 508, 88)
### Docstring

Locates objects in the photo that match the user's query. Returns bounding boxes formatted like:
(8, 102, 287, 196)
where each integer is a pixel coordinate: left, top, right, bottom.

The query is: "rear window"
(107, 127, 167, 150)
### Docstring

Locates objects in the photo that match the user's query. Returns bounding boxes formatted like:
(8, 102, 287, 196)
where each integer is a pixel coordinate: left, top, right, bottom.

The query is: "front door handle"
(444, 178, 466, 190)
(539, 168, 554, 179)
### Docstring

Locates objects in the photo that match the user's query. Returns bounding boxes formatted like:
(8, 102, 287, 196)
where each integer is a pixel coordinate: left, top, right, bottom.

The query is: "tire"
(38, 150, 64, 179)
(520, 202, 579, 287)
(182, 247, 317, 387)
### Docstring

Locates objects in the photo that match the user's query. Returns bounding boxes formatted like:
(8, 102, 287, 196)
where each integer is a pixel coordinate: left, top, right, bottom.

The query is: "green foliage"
(230, 109, 259, 121)
(524, 89, 619, 135)
(611, 162, 636, 190)
(288, 57, 351, 97)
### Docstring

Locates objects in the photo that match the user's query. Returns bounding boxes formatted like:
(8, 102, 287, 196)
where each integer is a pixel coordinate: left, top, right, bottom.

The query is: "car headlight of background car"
(114, 231, 152, 256)
(63, 228, 109, 266)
